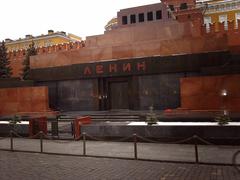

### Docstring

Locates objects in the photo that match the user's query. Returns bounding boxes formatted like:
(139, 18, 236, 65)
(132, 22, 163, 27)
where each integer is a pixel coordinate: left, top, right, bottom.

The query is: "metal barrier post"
(133, 134, 138, 160)
(10, 130, 13, 151)
(72, 121, 75, 139)
(83, 132, 86, 156)
(40, 131, 43, 153)
(194, 135, 199, 163)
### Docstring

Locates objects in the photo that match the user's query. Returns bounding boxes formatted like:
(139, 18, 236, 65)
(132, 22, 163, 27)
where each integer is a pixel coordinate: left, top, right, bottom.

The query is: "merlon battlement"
(7, 41, 85, 59)
(202, 19, 240, 35)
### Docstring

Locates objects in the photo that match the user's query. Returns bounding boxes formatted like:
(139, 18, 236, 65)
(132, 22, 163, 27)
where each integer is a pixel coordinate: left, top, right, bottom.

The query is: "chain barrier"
(74, 135, 83, 141)
(42, 133, 82, 144)
(194, 135, 214, 145)
(133, 134, 215, 164)
(11, 130, 41, 139)
(84, 133, 106, 141)
(135, 134, 195, 144)
(84, 133, 133, 142)
(169, 136, 195, 144)
(29, 132, 42, 139)
(135, 134, 216, 145)
(111, 136, 133, 142)
(3, 131, 220, 146)
(41, 133, 52, 140)
(2, 130, 240, 165)
(135, 135, 159, 143)
(11, 131, 25, 138)
(233, 150, 240, 172)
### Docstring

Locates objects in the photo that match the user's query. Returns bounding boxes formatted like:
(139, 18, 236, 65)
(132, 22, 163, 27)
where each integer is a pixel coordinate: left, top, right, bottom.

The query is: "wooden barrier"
(74, 116, 91, 140)
(29, 117, 47, 137)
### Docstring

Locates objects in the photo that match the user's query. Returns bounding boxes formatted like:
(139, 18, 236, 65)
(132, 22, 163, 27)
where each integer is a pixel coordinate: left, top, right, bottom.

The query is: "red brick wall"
(0, 86, 50, 115)
(8, 41, 84, 78)
(180, 75, 240, 111)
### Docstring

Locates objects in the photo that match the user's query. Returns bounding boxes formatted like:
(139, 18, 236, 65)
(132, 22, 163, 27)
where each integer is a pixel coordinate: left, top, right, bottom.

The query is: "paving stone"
(0, 137, 240, 179)
(0, 151, 240, 180)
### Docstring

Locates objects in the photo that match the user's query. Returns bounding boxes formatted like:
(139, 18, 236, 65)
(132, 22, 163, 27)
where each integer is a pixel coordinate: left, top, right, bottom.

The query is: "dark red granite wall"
(0, 86, 50, 115)
(180, 75, 240, 111)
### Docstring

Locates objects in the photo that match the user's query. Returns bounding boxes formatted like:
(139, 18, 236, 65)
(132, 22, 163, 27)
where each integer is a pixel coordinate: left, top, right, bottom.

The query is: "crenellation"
(6, 41, 85, 77)
(202, 20, 240, 35)
(7, 41, 85, 58)
(228, 21, 235, 33)
(236, 19, 240, 33)
(7, 51, 13, 59)
(201, 24, 207, 35)
(237, 19, 240, 31)
(36, 48, 43, 54)
(209, 23, 215, 34)
(218, 22, 226, 33)
(19, 49, 26, 57)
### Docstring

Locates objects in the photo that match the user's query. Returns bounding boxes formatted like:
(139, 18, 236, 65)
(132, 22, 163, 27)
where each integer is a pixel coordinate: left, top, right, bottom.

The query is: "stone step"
(57, 118, 140, 122)
(90, 116, 139, 119)
(90, 119, 142, 122)
(58, 114, 141, 122)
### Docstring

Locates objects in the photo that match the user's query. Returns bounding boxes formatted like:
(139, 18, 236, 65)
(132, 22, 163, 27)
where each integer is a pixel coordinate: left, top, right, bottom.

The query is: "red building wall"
(0, 86, 50, 115)
(30, 20, 231, 70)
(180, 75, 240, 111)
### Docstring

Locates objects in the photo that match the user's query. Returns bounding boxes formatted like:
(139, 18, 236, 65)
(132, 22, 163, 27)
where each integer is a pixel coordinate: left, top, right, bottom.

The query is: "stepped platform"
(1, 110, 240, 143)
(58, 110, 141, 122)
(58, 109, 240, 122)
(81, 121, 240, 145)
(1, 109, 240, 123)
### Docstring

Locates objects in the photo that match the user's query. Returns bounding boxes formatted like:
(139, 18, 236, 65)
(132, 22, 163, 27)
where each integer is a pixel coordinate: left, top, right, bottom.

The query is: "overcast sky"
(0, 0, 160, 41)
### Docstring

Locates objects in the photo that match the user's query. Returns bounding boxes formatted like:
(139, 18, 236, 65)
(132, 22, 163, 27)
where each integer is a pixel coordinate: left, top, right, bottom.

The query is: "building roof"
(104, 17, 118, 31)
(5, 30, 82, 45)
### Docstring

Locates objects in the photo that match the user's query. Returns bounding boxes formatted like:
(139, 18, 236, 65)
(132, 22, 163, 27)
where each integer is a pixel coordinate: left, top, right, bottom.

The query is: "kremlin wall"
(8, 41, 84, 77)
(1, 1, 240, 115)
(9, 20, 240, 77)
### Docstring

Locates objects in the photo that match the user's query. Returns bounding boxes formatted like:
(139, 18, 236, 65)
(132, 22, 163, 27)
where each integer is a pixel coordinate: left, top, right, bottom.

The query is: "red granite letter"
(109, 64, 117, 73)
(84, 66, 92, 75)
(137, 62, 146, 71)
(96, 65, 104, 74)
(123, 63, 131, 72)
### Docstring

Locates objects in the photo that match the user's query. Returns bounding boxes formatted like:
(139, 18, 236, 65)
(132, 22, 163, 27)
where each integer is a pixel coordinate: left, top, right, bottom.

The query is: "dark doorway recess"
(98, 76, 139, 110)
(98, 77, 131, 110)
(109, 81, 129, 109)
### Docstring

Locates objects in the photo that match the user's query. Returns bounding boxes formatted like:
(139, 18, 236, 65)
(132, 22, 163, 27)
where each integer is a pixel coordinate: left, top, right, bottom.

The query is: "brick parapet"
(201, 20, 240, 53)
(7, 41, 85, 77)
(201, 20, 240, 36)
(8, 41, 85, 59)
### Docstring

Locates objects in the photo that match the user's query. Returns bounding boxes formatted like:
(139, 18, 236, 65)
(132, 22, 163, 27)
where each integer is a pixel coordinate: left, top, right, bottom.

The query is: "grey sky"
(0, 0, 160, 41)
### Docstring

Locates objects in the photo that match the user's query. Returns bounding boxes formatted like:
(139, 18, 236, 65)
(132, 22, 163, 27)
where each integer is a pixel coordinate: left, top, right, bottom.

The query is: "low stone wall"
(81, 123, 240, 141)
(0, 86, 50, 115)
(0, 123, 29, 135)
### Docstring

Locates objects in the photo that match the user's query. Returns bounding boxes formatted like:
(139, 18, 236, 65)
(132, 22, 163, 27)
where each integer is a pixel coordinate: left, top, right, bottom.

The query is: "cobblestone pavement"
(0, 151, 239, 180)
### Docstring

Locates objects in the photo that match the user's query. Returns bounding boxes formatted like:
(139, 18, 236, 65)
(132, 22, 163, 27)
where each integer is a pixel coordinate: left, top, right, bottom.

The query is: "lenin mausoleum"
(1, 0, 240, 116)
